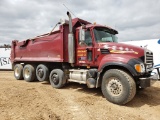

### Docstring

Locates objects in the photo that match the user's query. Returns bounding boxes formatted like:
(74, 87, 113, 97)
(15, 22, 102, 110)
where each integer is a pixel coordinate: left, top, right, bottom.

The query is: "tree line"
(0, 44, 11, 48)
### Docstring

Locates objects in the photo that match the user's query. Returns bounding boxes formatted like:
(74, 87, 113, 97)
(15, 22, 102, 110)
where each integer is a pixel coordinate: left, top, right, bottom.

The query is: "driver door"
(77, 29, 94, 67)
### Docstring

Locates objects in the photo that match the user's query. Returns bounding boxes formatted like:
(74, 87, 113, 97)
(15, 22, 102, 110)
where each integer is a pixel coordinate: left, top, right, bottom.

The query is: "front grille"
(145, 49, 153, 71)
(100, 49, 110, 54)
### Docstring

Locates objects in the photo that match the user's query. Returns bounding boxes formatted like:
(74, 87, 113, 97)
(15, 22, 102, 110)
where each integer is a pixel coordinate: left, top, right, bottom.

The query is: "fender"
(96, 61, 138, 88)
(99, 61, 138, 76)
(98, 54, 139, 74)
(96, 57, 144, 88)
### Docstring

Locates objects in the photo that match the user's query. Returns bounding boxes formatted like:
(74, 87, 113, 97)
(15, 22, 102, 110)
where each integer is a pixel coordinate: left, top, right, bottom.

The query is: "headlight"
(135, 63, 145, 73)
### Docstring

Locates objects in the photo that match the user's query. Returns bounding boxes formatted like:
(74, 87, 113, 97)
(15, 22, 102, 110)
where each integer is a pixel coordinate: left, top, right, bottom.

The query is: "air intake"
(100, 49, 110, 54)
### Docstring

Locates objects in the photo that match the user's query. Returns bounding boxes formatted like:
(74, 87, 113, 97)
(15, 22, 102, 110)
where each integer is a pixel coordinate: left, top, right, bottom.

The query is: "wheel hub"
(38, 69, 44, 78)
(107, 78, 123, 96)
(24, 69, 30, 79)
(111, 83, 118, 90)
(15, 67, 19, 77)
(52, 74, 59, 85)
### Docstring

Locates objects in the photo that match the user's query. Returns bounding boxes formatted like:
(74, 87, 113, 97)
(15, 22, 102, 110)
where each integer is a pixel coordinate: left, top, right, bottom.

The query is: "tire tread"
(101, 69, 136, 105)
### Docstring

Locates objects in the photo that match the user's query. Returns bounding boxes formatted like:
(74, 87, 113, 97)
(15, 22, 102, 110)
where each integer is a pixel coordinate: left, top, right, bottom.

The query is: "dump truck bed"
(11, 24, 69, 63)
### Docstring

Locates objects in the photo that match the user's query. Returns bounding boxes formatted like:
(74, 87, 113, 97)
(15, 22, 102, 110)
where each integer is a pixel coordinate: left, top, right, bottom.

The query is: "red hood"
(96, 42, 144, 58)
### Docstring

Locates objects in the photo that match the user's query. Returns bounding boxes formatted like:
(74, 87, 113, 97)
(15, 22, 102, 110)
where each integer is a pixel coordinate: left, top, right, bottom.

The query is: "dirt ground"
(0, 71, 160, 120)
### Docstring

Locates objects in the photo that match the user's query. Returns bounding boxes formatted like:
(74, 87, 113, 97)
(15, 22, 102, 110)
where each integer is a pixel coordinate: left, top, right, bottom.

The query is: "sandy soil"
(0, 71, 160, 120)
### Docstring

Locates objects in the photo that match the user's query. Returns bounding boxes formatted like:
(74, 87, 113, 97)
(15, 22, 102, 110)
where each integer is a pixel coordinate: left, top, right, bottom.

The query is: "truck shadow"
(41, 81, 103, 97)
(65, 83, 160, 107)
(127, 86, 160, 107)
(64, 82, 103, 97)
(41, 81, 160, 107)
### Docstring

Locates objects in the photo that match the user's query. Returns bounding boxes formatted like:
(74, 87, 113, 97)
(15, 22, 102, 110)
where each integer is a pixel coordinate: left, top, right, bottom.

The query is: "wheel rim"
(106, 77, 123, 96)
(51, 73, 59, 85)
(24, 68, 30, 79)
(37, 68, 44, 78)
(15, 67, 20, 77)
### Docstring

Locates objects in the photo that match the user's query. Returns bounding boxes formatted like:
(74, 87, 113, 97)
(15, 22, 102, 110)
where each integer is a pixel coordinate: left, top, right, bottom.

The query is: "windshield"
(94, 27, 118, 43)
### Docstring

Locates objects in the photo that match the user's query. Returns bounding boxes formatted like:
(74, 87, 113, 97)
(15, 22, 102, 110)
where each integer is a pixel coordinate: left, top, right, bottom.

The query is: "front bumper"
(139, 78, 151, 88)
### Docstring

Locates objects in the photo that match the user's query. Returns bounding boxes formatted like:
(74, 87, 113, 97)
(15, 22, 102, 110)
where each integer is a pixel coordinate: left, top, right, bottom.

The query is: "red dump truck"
(11, 12, 153, 105)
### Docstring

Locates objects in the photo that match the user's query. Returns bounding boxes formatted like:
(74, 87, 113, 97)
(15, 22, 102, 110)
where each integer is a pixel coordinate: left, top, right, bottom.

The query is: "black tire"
(23, 64, 36, 82)
(49, 69, 66, 89)
(36, 64, 49, 81)
(101, 69, 136, 105)
(14, 64, 23, 80)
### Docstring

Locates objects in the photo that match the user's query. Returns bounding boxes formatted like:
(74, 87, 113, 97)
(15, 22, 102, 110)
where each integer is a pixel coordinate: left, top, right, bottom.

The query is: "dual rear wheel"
(14, 64, 37, 82)
(14, 64, 66, 88)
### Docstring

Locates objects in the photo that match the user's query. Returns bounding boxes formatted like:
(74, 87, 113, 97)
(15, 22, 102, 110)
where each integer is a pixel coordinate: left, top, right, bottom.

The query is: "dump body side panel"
(11, 30, 65, 63)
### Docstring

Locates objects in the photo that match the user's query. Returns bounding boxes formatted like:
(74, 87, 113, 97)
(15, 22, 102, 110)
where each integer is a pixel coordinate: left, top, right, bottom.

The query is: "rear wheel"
(36, 64, 49, 81)
(14, 64, 23, 80)
(49, 69, 66, 89)
(101, 69, 136, 105)
(23, 64, 36, 82)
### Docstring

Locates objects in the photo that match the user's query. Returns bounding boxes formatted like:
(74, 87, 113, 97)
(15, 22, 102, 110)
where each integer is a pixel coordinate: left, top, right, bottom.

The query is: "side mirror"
(79, 29, 85, 42)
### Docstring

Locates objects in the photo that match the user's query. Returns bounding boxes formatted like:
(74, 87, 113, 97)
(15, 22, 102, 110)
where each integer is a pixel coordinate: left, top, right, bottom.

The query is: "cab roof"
(72, 18, 118, 34)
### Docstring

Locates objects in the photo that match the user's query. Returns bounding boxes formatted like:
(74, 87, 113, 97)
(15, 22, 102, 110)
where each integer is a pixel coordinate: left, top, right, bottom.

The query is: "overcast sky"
(0, 0, 160, 45)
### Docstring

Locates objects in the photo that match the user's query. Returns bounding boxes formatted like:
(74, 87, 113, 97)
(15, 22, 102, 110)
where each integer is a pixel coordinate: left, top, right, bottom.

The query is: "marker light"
(93, 22, 96, 25)
(135, 64, 145, 73)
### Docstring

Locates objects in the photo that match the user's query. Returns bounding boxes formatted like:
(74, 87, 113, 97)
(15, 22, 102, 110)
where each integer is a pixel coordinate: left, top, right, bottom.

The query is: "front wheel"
(101, 69, 136, 105)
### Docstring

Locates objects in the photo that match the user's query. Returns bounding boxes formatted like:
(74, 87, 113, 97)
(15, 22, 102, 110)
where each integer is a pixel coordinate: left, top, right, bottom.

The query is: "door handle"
(86, 48, 92, 51)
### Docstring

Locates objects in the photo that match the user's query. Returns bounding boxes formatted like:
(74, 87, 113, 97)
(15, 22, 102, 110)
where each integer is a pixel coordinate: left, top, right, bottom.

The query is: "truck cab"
(67, 14, 153, 104)
(75, 23, 152, 81)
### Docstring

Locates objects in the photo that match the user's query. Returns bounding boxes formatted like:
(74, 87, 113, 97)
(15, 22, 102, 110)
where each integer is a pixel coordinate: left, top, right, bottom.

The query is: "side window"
(85, 30, 92, 46)
(79, 29, 92, 46)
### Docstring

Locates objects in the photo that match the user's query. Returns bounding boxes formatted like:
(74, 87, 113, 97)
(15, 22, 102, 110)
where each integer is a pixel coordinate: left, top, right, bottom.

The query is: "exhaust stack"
(67, 11, 75, 64)
(67, 11, 73, 33)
